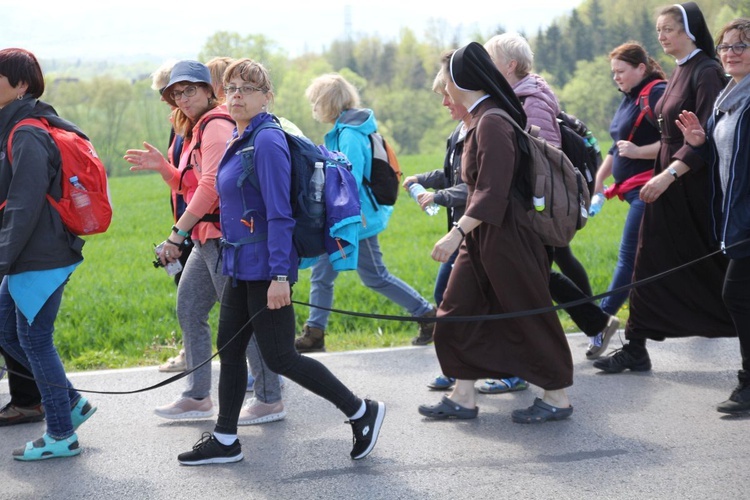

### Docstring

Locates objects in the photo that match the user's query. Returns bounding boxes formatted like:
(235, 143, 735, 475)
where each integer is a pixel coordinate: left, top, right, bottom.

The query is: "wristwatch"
(667, 167, 679, 179)
(172, 225, 190, 238)
(271, 275, 288, 283)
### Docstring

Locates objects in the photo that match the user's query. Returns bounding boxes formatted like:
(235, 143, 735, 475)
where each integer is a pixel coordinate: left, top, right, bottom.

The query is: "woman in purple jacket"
(176, 58, 385, 466)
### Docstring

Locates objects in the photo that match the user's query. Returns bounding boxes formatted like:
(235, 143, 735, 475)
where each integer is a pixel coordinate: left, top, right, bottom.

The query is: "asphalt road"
(1, 334, 748, 500)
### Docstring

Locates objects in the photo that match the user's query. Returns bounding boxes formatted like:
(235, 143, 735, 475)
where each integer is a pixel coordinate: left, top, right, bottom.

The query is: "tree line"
(40, 0, 748, 176)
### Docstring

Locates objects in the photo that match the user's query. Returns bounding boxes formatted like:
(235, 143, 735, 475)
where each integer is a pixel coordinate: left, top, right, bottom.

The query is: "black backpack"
(557, 111, 602, 196)
(225, 118, 360, 260)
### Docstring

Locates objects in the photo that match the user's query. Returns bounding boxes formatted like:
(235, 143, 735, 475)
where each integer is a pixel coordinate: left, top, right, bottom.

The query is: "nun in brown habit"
(418, 42, 574, 424)
(594, 2, 734, 375)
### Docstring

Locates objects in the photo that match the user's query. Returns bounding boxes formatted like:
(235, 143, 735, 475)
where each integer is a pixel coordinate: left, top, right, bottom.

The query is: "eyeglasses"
(716, 43, 748, 55)
(171, 85, 198, 101)
(223, 84, 262, 96)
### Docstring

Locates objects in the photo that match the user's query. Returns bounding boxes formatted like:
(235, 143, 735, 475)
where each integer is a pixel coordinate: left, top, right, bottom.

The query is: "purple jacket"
(513, 74, 562, 147)
(216, 113, 298, 283)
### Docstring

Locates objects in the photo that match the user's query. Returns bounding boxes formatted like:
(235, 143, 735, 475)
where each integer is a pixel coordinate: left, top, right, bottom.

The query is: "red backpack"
(4, 117, 112, 235)
(627, 79, 667, 141)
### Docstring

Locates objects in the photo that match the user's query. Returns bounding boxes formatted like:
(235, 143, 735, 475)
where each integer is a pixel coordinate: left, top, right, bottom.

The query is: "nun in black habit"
(594, 2, 734, 375)
(418, 42, 574, 424)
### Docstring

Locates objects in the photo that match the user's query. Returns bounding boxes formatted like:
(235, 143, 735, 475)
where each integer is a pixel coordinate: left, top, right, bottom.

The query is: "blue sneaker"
(71, 397, 97, 431)
(478, 377, 528, 394)
(12, 433, 81, 461)
(427, 374, 456, 391)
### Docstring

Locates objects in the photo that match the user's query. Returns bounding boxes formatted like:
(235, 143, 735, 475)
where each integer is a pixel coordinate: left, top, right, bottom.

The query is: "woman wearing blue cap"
(125, 61, 287, 425)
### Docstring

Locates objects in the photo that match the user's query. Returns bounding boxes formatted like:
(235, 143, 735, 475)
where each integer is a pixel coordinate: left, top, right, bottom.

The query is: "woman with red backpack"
(589, 42, 666, 358)
(0, 48, 97, 460)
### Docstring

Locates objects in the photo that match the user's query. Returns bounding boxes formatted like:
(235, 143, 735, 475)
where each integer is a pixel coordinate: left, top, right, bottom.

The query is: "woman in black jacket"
(0, 48, 96, 461)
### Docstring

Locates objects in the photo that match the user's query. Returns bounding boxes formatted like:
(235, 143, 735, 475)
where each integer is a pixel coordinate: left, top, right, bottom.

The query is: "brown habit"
(626, 53, 735, 341)
(434, 99, 573, 391)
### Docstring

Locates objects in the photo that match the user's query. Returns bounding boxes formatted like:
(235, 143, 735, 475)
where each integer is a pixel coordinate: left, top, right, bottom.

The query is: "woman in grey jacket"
(0, 48, 96, 461)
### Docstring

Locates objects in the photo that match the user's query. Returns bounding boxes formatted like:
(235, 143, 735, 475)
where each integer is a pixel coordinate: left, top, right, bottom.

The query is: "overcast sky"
(1, 0, 584, 61)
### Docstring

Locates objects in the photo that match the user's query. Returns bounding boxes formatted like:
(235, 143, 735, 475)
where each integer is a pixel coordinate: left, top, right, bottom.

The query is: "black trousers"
(723, 256, 750, 372)
(214, 280, 361, 436)
(0, 345, 42, 407)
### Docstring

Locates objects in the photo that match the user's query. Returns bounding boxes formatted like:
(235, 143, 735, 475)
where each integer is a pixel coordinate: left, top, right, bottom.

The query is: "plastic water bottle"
(309, 162, 325, 218)
(589, 192, 605, 217)
(69, 176, 99, 233)
(408, 183, 439, 216)
(585, 131, 601, 154)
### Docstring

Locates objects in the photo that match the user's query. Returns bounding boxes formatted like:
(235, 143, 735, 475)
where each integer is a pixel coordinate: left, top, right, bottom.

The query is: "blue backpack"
(230, 118, 361, 263)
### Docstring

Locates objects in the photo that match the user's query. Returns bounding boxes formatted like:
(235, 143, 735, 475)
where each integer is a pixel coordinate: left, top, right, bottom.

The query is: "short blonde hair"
(206, 56, 234, 100)
(305, 74, 361, 124)
(432, 69, 447, 94)
(484, 33, 534, 79)
(150, 59, 178, 93)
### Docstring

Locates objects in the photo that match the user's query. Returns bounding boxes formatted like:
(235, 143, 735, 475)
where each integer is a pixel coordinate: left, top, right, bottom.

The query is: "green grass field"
(52, 152, 628, 370)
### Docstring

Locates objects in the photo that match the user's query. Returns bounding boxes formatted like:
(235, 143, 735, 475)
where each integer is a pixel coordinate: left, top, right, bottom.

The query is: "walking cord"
(1, 238, 748, 395)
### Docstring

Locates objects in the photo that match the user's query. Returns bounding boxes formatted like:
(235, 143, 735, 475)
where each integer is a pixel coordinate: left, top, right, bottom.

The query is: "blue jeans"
(0, 277, 79, 440)
(215, 280, 360, 435)
(600, 188, 646, 316)
(307, 235, 433, 329)
(434, 249, 458, 306)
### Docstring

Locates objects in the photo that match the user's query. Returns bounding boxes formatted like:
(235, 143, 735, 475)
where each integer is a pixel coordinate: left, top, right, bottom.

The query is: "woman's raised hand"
(676, 111, 707, 148)
(124, 142, 170, 174)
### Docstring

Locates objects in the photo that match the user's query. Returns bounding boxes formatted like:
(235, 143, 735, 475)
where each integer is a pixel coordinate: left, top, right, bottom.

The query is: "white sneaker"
(154, 396, 214, 420)
(237, 398, 286, 426)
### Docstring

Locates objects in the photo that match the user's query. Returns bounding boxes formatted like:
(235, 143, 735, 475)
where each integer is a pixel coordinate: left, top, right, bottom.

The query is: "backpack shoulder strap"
(627, 79, 666, 141)
(190, 112, 234, 157)
(236, 120, 284, 191)
(6, 117, 49, 164)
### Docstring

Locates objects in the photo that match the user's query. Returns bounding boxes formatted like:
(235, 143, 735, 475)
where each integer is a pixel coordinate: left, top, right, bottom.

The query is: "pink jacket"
(513, 74, 562, 148)
(165, 105, 234, 243)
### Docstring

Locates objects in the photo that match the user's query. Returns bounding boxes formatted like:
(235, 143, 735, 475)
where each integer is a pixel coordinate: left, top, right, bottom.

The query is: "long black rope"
(1, 238, 748, 395)
(0, 307, 267, 395)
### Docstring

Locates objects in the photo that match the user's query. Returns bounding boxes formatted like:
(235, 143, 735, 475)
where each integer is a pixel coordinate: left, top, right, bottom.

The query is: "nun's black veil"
(449, 42, 527, 130)
(680, 2, 717, 59)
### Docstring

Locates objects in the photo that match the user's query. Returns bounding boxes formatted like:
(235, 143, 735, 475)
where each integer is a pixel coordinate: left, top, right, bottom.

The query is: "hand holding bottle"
(589, 192, 605, 217)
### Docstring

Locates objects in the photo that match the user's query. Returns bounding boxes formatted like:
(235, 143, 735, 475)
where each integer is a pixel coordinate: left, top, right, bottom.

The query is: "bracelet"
(172, 225, 190, 238)
(667, 167, 679, 179)
(452, 222, 466, 238)
(166, 238, 182, 247)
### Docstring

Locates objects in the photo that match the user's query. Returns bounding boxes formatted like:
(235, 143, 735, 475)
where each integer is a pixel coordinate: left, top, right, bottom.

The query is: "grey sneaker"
(237, 398, 286, 425)
(586, 315, 620, 360)
(411, 307, 437, 346)
(154, 396, 214, 420)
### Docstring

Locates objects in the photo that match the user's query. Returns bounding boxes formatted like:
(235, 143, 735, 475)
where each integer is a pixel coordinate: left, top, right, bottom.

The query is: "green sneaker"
(13, 433, 81, 461)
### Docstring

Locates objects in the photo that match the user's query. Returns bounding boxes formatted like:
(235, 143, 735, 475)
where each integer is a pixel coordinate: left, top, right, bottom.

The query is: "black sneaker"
(593, 346, 651, 373)
(177, 432, 243, 466)
(348, 399, 385, 460)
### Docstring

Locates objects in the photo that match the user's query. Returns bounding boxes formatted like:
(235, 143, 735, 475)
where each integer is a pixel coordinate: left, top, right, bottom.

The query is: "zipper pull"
(241, 216, 255, 233)
(336, 238, 346, 259)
